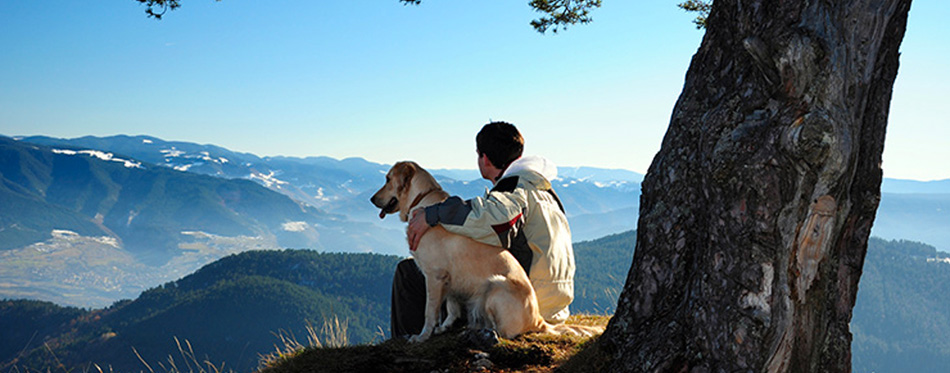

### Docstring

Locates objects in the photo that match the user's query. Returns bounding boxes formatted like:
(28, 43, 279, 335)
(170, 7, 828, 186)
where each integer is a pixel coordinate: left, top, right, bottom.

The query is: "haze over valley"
(1, 134, 947, 309)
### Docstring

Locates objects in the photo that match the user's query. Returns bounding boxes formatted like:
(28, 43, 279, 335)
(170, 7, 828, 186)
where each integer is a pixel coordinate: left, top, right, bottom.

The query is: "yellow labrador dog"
(371, 161, 602, 343)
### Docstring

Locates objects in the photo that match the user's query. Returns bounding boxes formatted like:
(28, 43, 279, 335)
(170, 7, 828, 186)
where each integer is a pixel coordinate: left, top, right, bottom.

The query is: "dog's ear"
(398, 162, 416, 194)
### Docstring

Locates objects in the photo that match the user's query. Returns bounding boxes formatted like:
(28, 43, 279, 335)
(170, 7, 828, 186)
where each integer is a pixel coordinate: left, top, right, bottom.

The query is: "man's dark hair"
(476, 121, 524, 170)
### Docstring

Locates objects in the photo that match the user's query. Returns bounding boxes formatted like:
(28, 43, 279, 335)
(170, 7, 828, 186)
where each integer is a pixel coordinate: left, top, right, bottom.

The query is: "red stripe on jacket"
(492, 213, 523, 234)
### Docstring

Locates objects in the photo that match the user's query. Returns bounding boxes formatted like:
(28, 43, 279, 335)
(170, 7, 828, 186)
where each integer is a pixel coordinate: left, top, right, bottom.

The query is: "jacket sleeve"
(424, 188, 528, 247)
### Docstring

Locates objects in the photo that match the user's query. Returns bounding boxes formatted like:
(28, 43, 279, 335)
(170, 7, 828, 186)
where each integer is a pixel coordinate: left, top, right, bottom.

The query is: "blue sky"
(1, 1, 947, 181)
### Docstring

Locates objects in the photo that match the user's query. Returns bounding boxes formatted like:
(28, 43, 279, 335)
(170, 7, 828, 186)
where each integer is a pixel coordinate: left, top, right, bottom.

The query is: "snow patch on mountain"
(127, 210, 139, 226)
(593, 181, 622, 188)
(928, 257, 950, 265)
(159, 147, 233, 171)
(41, 229, 119, 249)
(52, 149, 143, 169)
(249, 171, 288, 188)
(51, 229, 80, 239)
(559, 179, 580, 188)
(161, 148, 186, 158)
(282, 221, 309, 232)
(312, 187, 333, 202)
(197, 151, 216, 162)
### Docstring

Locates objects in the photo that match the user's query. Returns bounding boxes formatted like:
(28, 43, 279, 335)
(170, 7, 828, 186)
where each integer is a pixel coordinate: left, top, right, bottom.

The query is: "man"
(391, 121, 576, 337)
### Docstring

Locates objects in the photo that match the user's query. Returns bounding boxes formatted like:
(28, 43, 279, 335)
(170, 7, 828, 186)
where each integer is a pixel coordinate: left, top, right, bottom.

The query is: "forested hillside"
(2, 234, 948, 372)
(1, 251, 402, 373)
(0, 300, 86, 363)
(851, 239, 950, 372)
(572, 231, 637, 314)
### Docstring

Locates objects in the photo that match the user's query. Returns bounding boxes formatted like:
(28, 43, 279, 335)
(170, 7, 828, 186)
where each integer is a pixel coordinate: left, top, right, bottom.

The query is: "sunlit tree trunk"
(600, 0, 912, 371)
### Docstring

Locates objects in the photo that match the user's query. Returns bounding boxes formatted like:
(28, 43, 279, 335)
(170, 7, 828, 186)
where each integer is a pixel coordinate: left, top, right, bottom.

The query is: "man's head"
(476, 121, 523, 180)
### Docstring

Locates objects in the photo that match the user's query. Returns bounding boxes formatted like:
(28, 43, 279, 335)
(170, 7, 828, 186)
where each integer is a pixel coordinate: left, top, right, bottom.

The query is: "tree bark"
(600, 0, 911, 371)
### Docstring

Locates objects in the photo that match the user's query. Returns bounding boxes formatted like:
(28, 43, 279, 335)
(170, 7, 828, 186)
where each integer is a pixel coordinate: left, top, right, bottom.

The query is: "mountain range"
(14, 134, 644, 230)
(0, 136, 405, 307)
(15, 134, 946, 246)
(0, 134, 948, 310)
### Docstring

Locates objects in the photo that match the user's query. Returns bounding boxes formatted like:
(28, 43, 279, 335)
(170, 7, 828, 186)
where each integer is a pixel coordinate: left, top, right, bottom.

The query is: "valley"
(1, 133, 948, 320)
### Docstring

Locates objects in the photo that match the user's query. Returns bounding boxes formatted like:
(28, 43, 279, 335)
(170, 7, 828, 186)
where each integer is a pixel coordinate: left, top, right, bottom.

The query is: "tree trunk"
(600, 0, 911, 371)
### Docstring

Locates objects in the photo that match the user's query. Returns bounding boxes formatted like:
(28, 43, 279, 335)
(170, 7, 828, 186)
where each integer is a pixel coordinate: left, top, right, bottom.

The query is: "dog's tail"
(541, 321, 605, 337)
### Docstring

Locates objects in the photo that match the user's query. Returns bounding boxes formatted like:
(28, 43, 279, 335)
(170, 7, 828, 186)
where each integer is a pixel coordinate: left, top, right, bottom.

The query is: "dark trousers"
(390, 258, 427, 337)
(391, 258, 470, 338)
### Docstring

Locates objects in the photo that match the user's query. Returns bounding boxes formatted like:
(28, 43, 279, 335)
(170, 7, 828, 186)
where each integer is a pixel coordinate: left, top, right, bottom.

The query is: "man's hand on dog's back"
(408, 209, 429, 251)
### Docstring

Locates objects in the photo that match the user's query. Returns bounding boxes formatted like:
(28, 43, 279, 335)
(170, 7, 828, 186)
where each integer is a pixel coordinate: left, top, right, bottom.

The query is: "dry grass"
(6, 316, 610, 373)
(258, 317, 351, 369)
(133, 337, 229, 373)
(259, 315, 611, 373)
(6, 318, 353, 373)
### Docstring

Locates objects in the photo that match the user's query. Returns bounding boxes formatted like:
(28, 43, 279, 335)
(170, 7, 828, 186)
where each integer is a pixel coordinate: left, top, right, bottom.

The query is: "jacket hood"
(502, 155, 558, 182)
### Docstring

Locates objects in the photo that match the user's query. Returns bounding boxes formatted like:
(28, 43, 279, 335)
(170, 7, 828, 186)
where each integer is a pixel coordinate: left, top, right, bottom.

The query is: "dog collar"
(408, 188, 438, 211)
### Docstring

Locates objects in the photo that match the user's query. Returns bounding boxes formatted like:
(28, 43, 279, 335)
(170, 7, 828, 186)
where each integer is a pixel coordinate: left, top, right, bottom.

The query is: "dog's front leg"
(435, 297, 461, 335)
(409, 270, 448, 343)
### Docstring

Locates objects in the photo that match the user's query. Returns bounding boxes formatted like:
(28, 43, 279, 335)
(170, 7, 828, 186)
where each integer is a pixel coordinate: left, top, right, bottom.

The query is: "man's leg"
(391, 258, 426, 337)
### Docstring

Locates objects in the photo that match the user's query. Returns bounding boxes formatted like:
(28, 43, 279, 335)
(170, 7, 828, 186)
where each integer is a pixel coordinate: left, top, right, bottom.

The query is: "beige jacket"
(423, 156, 575, 323)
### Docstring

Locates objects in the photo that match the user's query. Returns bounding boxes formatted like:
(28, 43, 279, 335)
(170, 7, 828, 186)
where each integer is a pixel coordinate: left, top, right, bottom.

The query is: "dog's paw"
(463, 328, 499, 348)
(408, 333, 430, 343)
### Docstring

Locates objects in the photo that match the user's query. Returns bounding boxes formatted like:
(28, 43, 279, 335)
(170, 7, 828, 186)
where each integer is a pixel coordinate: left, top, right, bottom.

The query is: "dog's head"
(371, 161, 421, 222)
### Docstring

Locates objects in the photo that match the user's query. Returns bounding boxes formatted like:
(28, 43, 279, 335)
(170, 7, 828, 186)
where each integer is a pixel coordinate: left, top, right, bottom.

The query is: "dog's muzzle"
(378, 197, 398, 219)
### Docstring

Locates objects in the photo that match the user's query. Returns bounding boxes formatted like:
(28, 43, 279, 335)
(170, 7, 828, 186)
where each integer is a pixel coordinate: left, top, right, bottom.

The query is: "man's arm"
(407, 189, 528, 251)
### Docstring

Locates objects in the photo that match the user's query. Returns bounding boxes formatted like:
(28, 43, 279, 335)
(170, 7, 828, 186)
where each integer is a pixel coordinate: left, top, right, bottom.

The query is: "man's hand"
(407, 209, 430, 251)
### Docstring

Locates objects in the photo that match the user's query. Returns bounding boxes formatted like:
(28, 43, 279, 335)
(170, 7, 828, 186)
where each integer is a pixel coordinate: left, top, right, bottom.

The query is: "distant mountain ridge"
(15, 134, 644, 240)
(17, 135, 387, 212)
(873, 193, 950, 254)
(16, 135, 946, 241)
(3, 133, 949, 309)
(880, 178, 950, 194)
(0, 136, 404, 307)
(1, 136, 403, 258)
